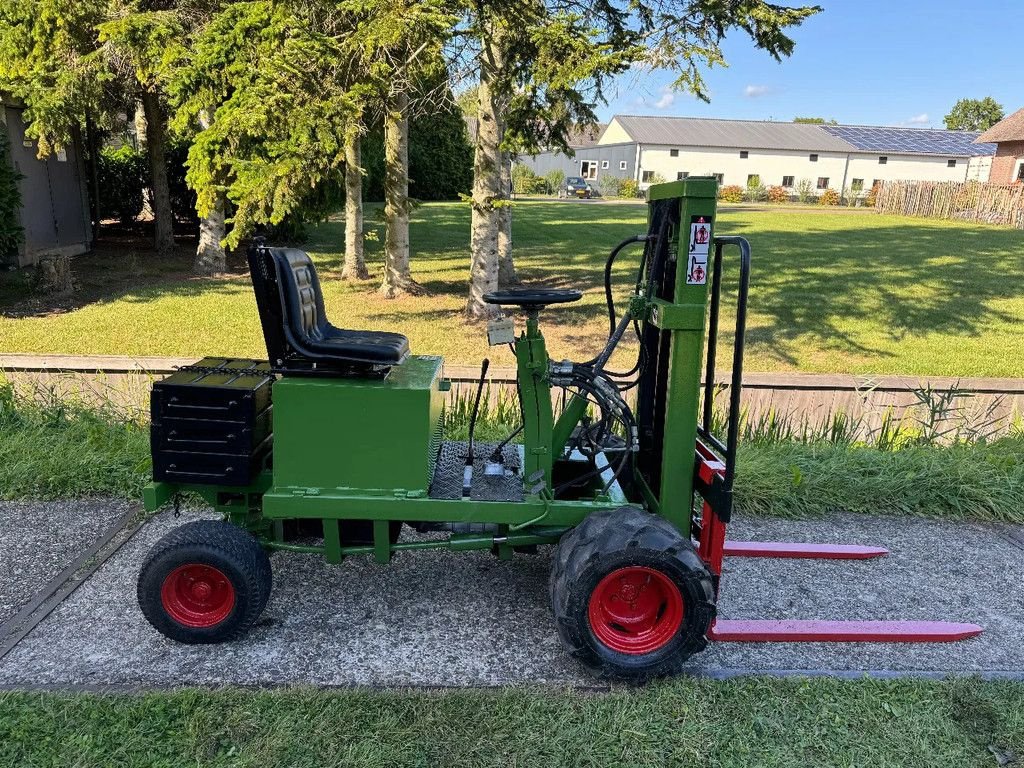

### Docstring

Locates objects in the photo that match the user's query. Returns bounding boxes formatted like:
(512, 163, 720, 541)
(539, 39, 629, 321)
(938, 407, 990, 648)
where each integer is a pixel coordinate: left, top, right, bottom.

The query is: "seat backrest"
(272, 248, 328, 343)
(246, 243, 290, 365)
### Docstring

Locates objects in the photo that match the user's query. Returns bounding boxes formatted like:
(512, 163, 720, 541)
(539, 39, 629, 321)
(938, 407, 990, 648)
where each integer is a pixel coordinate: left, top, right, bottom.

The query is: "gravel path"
(0, 499, 134, 627)
(0, 504, 1022, 687)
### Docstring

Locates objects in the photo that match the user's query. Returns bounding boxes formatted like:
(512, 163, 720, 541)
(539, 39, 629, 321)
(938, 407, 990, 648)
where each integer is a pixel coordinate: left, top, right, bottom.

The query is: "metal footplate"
(429, 441, 524, 502)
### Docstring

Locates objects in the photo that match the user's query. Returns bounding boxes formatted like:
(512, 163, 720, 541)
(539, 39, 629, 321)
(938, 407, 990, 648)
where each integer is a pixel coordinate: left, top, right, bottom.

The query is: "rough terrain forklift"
(139, 179, 981, 680)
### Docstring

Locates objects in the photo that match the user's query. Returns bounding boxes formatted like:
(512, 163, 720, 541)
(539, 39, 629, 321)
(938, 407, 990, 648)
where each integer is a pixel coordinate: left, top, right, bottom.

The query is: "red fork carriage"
(692, 237, 981, 646)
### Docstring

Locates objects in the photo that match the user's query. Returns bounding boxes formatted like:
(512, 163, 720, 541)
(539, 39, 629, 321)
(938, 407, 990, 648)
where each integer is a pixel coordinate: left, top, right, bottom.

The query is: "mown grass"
(2, 201, 1022, 377)
(1, 678, 1022, 767)
(2, 379, 1022, 523)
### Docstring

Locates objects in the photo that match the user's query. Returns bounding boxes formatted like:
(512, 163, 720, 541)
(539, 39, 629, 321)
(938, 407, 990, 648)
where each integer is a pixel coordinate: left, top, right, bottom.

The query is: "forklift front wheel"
(549, 508, 715, 681)
(138, 520, 272, 644)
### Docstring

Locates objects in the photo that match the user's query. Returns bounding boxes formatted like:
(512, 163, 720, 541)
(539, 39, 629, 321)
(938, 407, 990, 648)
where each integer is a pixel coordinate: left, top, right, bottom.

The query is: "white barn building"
(521, 115, 997, 195)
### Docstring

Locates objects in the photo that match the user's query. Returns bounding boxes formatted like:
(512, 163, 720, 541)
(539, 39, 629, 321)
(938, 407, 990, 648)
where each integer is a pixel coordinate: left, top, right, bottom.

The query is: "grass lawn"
(1, 201, 1022, 377)
(2, 678, 1022, 767)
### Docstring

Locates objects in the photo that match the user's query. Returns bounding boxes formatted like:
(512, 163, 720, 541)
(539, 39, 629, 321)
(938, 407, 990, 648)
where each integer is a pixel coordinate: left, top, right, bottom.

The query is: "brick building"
(976, 107, 1024, 184)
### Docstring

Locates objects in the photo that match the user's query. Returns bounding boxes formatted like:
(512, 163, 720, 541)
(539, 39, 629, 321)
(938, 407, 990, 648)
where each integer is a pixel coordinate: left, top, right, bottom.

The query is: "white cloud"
(635, 84, 677, 111)
(905, 113, 929, 125)
(744, 84, 771, 98)
(654, 90, 675, 109)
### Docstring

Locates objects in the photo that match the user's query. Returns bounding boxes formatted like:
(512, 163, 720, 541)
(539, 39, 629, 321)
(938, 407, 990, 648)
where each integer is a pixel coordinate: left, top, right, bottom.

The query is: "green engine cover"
(270, 356, 444, 496)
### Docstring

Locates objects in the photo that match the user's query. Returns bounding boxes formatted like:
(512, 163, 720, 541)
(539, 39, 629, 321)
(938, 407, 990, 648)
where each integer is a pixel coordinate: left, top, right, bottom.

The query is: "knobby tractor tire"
(138, 520, 272, 644)
(549, 507, 716, 681)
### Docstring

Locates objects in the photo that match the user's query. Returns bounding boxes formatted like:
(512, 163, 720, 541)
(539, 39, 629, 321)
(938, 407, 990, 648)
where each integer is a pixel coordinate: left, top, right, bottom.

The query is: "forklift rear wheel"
(549, 507, 715, 681)
(138, 520, 272, 644)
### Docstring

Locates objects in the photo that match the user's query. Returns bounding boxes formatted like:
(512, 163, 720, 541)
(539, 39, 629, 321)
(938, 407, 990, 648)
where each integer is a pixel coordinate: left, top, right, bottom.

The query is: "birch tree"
(342, 126, 369, 280)
(461, 0, 820, 317)
(192, 113, 226, 274)
(380, 90, 422, 295)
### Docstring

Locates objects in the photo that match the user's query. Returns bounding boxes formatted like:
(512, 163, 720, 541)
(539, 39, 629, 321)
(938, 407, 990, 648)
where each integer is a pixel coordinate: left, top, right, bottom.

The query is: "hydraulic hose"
(603, 234, 651, 337)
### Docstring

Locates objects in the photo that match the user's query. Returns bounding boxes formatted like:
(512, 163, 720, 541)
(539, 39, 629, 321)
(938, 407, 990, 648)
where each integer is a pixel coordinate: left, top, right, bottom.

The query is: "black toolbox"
(151, 358, 274, 485)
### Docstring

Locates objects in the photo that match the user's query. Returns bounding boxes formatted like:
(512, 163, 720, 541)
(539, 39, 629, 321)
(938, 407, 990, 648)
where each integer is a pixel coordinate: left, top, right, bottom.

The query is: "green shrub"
(512, 164, 546, 195)
(0, 132, 24, 261)
(166, 139, 197, 223)
(620, 179, 640, 198)
(360, 81, 473, 202)
(796, 178, 814, 203)
(743, 176, 767, 202)
(543, 169, 565, 196)
(766, 185, 789, 203)
(97, 145, 147, 225)
(719, 185, 744, 203)
(819, 188, 840, 206)
(597, 175, 623, 197)
(866, 181, 881, 208)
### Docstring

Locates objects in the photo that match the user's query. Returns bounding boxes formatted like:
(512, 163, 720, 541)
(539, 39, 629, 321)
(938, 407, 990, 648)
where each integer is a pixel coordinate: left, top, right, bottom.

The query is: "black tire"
(138, 520, 272, 644)
(549, 507, 715, 681)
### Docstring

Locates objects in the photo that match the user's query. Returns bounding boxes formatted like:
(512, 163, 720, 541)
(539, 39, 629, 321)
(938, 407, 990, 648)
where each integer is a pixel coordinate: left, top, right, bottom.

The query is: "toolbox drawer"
(150, 358, 275, 486)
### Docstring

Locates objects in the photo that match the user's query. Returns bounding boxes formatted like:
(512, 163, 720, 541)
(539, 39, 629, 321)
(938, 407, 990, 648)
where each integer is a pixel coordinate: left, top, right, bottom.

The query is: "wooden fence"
(874, 180, 1024, 229)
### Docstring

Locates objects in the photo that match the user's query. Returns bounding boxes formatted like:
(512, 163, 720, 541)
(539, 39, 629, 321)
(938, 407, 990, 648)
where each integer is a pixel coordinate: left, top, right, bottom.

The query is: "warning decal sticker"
(686, 216, 712, 285)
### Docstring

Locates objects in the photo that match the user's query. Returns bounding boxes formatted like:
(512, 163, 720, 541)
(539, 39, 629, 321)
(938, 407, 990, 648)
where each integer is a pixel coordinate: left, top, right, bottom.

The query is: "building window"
(872, 179, 882, 189)
(851, 178, 864, 191)
(601, 160, 609, 169)
(947, 159, 957, 168)
(809, 153, 819, 162)
(641, 170, 656, 182)
(878, 156, 888, 164)
(1017, 164, 1024, 182)
(781, 175, 795, 187)
(670, 149, 679, 157)
(739, 150, 749, 159)
(581, 160, 597, 179)
(816, 177, 829, 190)
(677, 171, 689, 180)
(619, 160, 627, 170)
(747, 174, 760, 185)
(713, 173, 724, 184)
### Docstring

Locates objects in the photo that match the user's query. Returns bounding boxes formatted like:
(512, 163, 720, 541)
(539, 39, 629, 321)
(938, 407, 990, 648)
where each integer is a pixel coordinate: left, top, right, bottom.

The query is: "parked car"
(560, 176, 594, 199)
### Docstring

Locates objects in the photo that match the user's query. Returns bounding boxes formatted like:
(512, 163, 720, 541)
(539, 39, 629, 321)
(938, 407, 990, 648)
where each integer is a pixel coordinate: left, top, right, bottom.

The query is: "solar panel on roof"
(821, 125, 995, 156)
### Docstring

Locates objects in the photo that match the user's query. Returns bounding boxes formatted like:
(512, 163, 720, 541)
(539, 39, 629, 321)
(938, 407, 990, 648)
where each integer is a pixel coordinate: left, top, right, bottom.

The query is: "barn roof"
(976, 108, 1024, 143)
(606, 115, 996, 157)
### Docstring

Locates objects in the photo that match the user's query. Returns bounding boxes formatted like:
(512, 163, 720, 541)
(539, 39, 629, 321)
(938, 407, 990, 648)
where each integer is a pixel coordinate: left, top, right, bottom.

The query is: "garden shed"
(1, 98, 92, 268)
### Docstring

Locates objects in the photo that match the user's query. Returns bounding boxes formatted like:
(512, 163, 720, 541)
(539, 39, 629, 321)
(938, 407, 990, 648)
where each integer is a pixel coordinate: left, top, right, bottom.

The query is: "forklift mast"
(632, 178, 748, 541)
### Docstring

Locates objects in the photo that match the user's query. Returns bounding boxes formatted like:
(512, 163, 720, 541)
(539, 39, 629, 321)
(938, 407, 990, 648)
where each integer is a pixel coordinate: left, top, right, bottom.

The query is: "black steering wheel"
(482, 288, 583, 308)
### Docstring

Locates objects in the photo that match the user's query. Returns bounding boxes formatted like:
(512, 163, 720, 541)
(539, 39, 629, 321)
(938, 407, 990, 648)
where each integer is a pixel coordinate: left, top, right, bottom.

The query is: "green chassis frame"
(144, 178, 719, 566)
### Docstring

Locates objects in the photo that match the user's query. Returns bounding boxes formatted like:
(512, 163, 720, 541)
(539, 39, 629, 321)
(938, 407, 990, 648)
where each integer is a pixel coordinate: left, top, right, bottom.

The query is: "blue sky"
(600, 0, 1023, 128)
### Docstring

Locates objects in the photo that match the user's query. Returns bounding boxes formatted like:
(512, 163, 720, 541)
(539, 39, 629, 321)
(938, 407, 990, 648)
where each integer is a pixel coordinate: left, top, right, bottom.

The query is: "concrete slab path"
(0, 504, 1022, 688)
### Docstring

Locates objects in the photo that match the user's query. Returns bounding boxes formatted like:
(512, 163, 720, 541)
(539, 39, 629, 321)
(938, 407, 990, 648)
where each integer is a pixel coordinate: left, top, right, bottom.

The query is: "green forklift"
(139, 179, 981, 680)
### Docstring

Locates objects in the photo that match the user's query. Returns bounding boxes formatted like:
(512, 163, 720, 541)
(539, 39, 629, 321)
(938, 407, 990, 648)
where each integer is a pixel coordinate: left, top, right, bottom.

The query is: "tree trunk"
(140, 89, 175, 257)
(380, 90, 423, 297)
(497, 149, 517, 286)
(467, 35, 504, 319)
(343, 129, 369, 280)
(194, 194, 226, 275)
(193, 112, 226, 275)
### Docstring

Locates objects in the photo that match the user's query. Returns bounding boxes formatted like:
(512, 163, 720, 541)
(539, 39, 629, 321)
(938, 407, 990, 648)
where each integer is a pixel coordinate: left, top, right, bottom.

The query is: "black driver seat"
(248, 244, 409, 373)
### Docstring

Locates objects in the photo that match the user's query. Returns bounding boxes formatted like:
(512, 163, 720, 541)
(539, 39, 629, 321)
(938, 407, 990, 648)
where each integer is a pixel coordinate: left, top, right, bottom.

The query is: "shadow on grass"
(2, 203, 1020, 372)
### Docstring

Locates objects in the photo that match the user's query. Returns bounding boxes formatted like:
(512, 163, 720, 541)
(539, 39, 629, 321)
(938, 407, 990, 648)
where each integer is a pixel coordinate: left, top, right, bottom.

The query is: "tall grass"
(2, 377, 1021, 523)
(0, 379, 150, 499)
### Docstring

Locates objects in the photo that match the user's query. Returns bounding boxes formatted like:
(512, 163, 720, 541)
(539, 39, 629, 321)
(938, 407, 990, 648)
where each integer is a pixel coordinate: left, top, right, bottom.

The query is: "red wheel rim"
(587, 566, 684, 654)
(160, 564, 235, 628)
